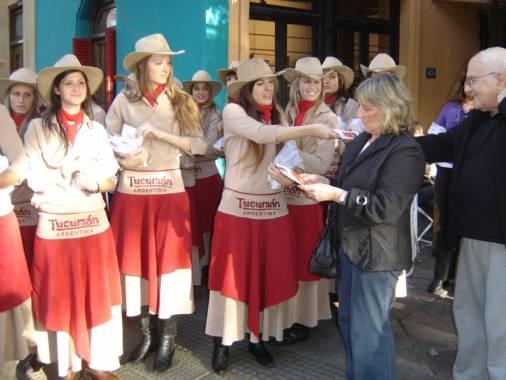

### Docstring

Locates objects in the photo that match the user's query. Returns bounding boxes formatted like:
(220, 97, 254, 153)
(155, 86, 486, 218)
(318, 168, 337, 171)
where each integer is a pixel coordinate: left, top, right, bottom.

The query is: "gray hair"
(355, 73, 414, 135)
(474, 47, 506, 75)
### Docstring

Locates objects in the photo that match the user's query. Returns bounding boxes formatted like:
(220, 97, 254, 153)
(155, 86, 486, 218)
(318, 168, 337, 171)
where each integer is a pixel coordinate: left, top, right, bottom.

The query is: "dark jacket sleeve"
(344, 142, 425, 226)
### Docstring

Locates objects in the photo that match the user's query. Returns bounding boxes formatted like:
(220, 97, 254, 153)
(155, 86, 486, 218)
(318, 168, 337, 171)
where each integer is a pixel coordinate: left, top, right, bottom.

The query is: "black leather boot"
(128, 312, 157, 363)
(248, 341, 274, 367)
(212, 337, 229, 373)
(153, 317, 177, 372)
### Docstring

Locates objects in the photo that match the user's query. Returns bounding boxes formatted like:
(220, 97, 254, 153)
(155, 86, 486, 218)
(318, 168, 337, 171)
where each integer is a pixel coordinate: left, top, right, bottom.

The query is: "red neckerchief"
(324, 93, 337, 106)
(10, 112, 26, 132)
(143, 84, 165, 107)
(255, 102, 273, 124)
(228, 97, 238, 104)
(294, 100, 316, 126)
(58, 108, 84, 145)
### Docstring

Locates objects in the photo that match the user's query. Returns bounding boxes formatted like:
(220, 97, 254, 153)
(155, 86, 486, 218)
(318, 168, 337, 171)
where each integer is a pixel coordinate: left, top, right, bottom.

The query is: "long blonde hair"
(136, 57, 201, 136)
(284, 76, 324, 125)
(355, 73, 414, 135)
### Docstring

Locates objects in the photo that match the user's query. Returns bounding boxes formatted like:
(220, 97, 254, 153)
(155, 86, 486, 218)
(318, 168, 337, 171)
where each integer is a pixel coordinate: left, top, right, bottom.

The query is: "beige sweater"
(24, 115, 118, 214)
(0, 105, 28, 216)
(106, 89, 207, 170)
(294, 102, 338, 175)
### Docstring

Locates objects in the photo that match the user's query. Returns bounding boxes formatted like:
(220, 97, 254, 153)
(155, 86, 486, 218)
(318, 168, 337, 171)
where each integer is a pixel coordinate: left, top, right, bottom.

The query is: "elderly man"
(417, 47, 506, 380)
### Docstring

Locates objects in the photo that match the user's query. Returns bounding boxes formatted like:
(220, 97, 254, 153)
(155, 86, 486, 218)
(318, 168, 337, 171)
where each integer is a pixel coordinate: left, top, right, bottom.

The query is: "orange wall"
(400, 0, 481, 128)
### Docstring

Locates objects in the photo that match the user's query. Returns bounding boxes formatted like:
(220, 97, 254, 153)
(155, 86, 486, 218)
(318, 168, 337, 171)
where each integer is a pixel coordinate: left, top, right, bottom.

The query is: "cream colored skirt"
(285, 279, 333, 327)
(34, 305, 122, 377)
(122, 269, 194, 318)
(206, 291, 296, 346)
(0, 298, 36, 366)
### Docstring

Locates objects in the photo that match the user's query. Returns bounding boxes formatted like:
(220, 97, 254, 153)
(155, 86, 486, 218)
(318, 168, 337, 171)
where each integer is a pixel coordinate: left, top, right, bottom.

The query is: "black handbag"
(309, 203, 340, 278)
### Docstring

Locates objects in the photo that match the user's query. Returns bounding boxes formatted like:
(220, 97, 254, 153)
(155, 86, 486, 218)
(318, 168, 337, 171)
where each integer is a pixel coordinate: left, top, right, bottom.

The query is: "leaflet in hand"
(109, 124, 144, 158)
(275, 163, 304, 185)
(335, 129, 359, 141)
(268, 140, 303, 189)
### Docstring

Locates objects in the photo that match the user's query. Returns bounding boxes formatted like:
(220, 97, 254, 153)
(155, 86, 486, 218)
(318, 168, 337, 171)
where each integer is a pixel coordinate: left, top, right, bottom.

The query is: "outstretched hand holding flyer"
(275, 163, 304, 185)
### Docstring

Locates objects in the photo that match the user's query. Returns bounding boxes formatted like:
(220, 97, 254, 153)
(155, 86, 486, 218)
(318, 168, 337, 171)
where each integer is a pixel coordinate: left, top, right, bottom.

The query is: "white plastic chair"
(407, 193, 433, 276)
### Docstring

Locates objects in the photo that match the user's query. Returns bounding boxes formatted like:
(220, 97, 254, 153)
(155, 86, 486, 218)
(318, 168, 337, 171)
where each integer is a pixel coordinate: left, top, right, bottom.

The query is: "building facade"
(0, 0, 504, 125)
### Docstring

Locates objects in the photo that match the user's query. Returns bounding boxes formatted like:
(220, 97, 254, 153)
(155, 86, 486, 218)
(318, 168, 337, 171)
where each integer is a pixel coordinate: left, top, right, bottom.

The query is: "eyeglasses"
(464, 72, 497, 87)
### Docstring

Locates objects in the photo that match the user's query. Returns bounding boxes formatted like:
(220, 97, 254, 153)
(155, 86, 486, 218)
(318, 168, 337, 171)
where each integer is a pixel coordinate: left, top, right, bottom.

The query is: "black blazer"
(332, 132, 425, 271)
(417, 98, 506, 249)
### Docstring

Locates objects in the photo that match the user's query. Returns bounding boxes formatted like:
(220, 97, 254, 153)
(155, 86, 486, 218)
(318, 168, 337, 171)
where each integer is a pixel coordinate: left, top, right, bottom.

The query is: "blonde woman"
(299, 73, 424, 379)
(205, 57, 336, 373)
(278, 57, 337, 342)
(183, 70, 224, 281)
(25, 54, 121, 380)
(106, 34, 207, 373)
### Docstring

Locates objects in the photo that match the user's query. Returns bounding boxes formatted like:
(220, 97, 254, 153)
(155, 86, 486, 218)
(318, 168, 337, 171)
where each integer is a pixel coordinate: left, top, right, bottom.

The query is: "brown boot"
(57, 369, 77, 380)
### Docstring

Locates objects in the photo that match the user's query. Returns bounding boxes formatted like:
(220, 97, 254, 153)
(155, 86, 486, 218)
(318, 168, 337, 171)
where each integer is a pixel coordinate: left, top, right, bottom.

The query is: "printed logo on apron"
(285, 184, 318, 206)
(117, 169, 185, 195)
(13, 201, 39, 226)
(219, 188, 288, 220)
(36, 209, 109, 240)
(193, 159, 218, 179)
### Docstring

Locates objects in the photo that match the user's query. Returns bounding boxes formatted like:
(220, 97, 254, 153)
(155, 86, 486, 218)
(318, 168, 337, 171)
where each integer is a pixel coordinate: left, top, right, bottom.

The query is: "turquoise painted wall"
(35, 0, 81, 70)
(36, 0, 229, 106)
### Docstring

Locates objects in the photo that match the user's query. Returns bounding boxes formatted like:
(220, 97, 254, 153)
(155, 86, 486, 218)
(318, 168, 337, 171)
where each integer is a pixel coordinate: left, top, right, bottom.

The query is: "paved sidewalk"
(3, 246, 456, 380)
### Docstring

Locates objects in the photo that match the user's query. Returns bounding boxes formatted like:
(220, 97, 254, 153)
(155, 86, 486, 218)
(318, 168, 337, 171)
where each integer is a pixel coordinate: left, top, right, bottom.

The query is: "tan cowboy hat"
(0, 68, 38, 98)
(321, 57, 355, 89)
(115, 73, 137, 88)
(360, 53, 406, 78)
(123, 33, 185, 72)
(227, 58, 279, 99)
(280, 57, 324, 83)
(37, 54, 103, 102)
(183, 70, 222, 98)
(217, 60, 241, 85)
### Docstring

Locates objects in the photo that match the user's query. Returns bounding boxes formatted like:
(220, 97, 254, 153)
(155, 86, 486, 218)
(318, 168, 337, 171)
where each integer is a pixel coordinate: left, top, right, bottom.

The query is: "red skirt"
(20, 225, 37, 268)
(110, 192, 192, 312)
(186, 186, 204, 257)
(31, 227, 121, 362)
(287, 204, 324, 282)
(194, 174, 223, 234)
(208, 211, 298, 337)
(0, 212, 32, 312)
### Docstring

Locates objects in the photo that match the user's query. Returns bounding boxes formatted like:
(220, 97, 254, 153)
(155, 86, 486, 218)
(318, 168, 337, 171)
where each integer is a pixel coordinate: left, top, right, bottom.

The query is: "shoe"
(427, 279, 448, 298)
(152, 317, 177, 373)
(211, 337, 229, 373)
(83, 367, 118, 380)
(248, 341, 274, 367)
(275, 324, 311, 345)
(128, 312, 158, 363)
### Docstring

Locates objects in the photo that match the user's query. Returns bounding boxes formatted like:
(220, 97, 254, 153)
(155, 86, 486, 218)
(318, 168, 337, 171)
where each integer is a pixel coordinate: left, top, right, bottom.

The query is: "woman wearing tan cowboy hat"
(360, 53, 406, 79)
(0, 104, 35, 375)
(321, 57, 363, 179)
(105, 33, 207, 373)
(0, 68, 41, 268)
(23, 54, 121, 380)
(183, 70, 224, 283)
(270, 57, 336, 343)
(322, 57, 359, 124)
(205, 57, 336, 373)
(217, 60, 240, 103)
(1, 66, 45, 378)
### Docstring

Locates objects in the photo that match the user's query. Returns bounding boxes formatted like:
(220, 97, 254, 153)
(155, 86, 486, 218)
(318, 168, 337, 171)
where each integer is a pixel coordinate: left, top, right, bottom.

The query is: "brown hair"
(447, 65, 468, 104)
(41, 70, 93, 152)
(136, 56, 201, 136)
(237, 80, 282, 170)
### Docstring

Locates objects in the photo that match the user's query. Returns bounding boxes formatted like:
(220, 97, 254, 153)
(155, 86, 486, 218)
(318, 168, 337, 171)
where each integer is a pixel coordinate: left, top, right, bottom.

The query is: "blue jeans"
(337, 248, 400, 380)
